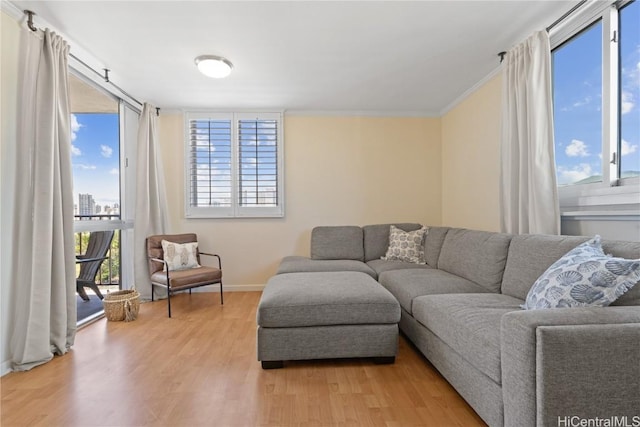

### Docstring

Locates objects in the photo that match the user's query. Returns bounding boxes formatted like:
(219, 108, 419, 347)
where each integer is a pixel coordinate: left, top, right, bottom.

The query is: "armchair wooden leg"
(151, 284, 155, 302)
(220, 281, 224, 305)
(88, 282, 104, 300)
(77, 284, 90, 302)
(167, 291, 172, 318)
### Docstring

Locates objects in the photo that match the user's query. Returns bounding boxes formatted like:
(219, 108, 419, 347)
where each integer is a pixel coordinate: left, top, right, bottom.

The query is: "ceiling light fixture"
(195, 55, 233, 78)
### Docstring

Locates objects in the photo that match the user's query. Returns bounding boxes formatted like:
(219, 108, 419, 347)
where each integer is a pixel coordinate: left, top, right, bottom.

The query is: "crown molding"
(439, 65, 502, 116)
(284, 110, 439, 118)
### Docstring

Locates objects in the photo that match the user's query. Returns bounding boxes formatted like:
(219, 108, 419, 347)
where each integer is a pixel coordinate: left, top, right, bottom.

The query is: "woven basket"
(103, 290, 140, 322)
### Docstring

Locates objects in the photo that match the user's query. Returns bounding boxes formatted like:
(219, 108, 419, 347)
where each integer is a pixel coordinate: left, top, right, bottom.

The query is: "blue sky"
(553, 1, 640, 185)
(70, 113, 120, 210)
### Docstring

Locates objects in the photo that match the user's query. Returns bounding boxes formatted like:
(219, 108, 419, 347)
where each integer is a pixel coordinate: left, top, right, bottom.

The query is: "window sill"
(561, 210, 640, 221)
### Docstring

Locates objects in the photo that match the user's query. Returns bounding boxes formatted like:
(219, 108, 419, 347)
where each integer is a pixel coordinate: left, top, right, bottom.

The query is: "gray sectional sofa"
(272, 224, 640, 427)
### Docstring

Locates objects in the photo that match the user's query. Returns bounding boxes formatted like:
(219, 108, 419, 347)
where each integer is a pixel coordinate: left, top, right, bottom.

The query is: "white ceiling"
(10, 1, 579, 115)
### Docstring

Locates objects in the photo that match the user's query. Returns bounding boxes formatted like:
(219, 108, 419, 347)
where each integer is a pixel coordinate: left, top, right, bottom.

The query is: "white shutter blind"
(238, 118, 279, 207)
(185, 112, 283, 218)
(188, 117, 232, 208)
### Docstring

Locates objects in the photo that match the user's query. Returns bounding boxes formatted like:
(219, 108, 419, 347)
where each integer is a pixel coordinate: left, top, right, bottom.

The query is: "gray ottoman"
(256, 271, 401, 369)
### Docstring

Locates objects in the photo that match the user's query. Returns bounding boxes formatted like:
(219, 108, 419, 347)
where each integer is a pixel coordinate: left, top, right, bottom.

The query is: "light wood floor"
(1, 292, 486, 427)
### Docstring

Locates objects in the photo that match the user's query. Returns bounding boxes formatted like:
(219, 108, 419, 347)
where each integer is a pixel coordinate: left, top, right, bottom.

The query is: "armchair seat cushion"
(151, 266, 222, 290)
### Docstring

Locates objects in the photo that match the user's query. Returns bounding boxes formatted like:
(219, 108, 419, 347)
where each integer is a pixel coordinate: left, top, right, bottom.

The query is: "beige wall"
(159, 115, 441, 286)
(441, 74, 502, 232)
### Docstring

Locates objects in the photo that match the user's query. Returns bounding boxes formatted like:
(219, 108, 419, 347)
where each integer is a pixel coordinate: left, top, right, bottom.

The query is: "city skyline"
(75, 192, 119, 217)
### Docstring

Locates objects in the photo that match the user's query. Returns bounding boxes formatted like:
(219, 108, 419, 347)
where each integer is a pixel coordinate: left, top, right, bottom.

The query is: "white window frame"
(184, 111, 285, 218)
(551, 0, 639, 213)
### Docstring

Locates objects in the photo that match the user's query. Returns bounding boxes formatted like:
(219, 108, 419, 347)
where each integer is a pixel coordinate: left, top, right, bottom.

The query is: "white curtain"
(10, 28, 76, 371)
(500, 30, 560, 235)
(134, 103, 168, 300)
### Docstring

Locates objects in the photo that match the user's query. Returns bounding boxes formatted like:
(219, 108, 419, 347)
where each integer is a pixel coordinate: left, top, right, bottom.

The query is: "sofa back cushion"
(502, 235, 590, 300)
(363, 223, 422, 261)
(502, 235, 640, 305)
(597, 240, 640, 306)
(310, 226, 364, 261)
(424, 226, 450, 268)
(437, 228, 512, 293)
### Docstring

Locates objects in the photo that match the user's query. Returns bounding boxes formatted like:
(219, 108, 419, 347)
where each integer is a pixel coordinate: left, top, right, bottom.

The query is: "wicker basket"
(103, 290, 140, 322)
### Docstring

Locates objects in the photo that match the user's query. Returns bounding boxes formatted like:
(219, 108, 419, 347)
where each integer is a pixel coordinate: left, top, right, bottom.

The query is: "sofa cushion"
(366, 259, 432, 276)
(310, 226, 364, 261)
(502, 235, 591, 300)
(424, 226, 449, 268)
(437, 229, 512, 293)
(382, 225, 428, 264)
(503, 235, 640, 305)
(378, 268, 489, 314)
(257, 272, 400, 328)
(602, 240, 640, 306)
(363, 223, 422, 261)
(412, 293, 523, 384)
(277, 256, 376, 278)
(522, 236, 640, 310)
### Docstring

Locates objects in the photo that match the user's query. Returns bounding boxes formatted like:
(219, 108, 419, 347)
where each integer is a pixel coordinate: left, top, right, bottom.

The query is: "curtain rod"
(546, 0, 588, 32)
(24, 9, 159, 115)
(497, 0, 589, 63)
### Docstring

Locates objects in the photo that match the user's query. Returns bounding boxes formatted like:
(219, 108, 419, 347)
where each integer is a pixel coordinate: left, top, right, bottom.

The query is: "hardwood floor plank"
(1, 292, 486, 426)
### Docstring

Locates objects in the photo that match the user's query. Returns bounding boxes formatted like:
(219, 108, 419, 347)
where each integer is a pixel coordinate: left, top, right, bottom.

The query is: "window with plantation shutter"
(184, 112, 284, 218)
(238, 118, 278, 208)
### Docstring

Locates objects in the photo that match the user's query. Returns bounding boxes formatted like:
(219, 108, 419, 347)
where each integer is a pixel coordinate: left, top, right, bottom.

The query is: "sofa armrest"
(501, 307, 640, 427)
(536, 323, 640, 426)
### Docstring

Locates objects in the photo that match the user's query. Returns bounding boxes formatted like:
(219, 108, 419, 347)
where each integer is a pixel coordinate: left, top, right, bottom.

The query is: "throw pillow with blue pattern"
(522, 236, 640, 310)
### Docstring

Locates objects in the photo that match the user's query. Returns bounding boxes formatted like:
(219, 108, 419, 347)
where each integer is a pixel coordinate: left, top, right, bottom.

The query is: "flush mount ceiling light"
(195, 55, 233, 78)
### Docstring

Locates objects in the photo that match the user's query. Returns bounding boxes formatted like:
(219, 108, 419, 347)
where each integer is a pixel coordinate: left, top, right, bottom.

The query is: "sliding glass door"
(69, 73, 138, 324)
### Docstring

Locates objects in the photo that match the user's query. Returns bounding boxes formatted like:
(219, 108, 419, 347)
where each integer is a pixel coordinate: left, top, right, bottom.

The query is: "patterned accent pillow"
(381, 225, 428, 264)
(161, 240, 201, 271)
(522, 236, 640, 310)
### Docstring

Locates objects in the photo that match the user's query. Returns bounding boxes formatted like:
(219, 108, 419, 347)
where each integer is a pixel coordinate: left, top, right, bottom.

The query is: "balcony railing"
(75, 213, 120, 221)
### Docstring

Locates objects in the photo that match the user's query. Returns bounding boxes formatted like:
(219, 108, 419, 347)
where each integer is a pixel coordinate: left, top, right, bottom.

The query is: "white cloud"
(71, 145, 81, 156)
(621, 91, 634, 115)
(621, 139, 638, 156)
(109, 168, 119, 175)
(76, 164, 96, 170)
(100, 145, 113, 158)
(565, 139, 590, 157)
(572, 96, 592, 108)
(557, 164, 593, 185)
(70, 114, 82, 142)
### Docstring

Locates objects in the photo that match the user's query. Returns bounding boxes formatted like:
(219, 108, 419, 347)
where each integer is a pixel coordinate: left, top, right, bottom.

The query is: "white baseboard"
(1, 359, 12, 377)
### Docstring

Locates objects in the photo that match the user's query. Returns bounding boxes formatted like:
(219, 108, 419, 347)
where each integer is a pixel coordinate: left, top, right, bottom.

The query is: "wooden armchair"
(146, 233, 223, 318)
(76, 230, 115, 301)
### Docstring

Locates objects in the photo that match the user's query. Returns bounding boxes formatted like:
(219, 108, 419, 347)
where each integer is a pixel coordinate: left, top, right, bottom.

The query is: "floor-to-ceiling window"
(69, 74, 122, 324)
